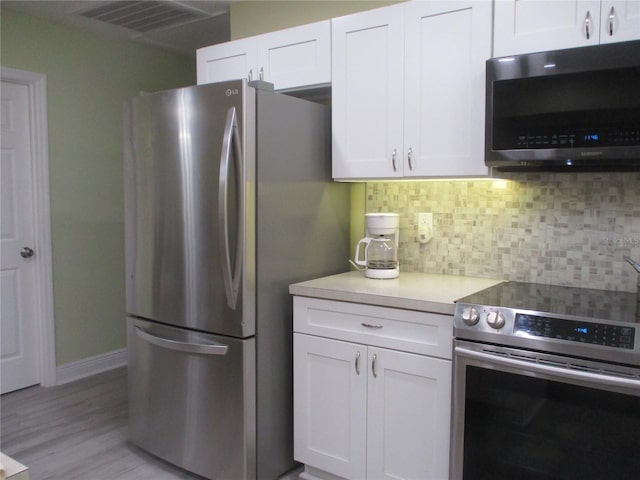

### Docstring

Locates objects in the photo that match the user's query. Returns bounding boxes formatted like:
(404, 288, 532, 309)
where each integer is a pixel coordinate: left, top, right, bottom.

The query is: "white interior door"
(1, 79, 40, 393)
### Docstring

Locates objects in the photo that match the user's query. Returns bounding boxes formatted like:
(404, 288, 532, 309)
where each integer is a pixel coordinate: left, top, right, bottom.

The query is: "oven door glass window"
(462, 366, 640, 480)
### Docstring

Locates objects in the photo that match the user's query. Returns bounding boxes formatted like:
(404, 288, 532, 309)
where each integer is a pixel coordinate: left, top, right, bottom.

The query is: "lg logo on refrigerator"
(225, 88, 239, 96)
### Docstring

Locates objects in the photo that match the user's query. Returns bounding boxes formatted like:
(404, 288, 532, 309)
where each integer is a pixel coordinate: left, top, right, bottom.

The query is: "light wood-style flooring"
(1, 367, 234, 480)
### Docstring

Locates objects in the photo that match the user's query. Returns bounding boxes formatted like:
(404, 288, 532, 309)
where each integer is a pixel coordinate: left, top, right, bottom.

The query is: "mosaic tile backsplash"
(365, 172, 640, 293)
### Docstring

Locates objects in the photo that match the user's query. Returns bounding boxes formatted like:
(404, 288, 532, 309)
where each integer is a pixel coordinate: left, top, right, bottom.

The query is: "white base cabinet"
(293, 297, 452, 480)
(294, 334, 367, 480)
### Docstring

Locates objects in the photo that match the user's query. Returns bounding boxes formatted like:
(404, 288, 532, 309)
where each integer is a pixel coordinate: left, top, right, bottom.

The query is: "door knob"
(20, 247, 34, 258)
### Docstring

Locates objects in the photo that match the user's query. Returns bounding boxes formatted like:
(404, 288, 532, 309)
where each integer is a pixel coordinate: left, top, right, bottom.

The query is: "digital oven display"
(514, 314, 635, 349)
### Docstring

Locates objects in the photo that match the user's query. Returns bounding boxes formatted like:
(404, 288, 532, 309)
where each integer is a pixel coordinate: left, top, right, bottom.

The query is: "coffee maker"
(353, 213, 399, 279)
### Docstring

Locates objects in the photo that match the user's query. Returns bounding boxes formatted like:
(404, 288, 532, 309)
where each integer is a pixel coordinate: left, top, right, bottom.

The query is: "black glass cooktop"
(457, 281, 639, 325)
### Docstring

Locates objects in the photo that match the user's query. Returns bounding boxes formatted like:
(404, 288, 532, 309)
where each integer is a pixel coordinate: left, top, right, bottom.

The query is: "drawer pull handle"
(355, 351, 361, 375)
(134, 326, 228, 355)
(361, 322, 383, 329)
(372, 353, 378, 378)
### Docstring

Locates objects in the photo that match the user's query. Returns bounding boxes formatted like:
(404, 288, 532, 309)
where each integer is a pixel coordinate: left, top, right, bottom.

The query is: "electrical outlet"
(417, 212, 433, 244)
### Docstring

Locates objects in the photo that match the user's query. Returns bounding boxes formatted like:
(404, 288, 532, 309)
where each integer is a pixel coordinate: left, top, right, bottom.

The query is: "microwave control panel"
(512, 126, 640, 149)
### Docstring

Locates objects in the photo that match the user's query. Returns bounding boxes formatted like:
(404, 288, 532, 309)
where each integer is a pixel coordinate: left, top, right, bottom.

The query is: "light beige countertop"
(290, 271, 504, 315)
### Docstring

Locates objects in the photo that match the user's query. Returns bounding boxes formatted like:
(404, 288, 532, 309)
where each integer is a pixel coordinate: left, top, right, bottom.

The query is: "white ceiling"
(1, 0, 231, 56)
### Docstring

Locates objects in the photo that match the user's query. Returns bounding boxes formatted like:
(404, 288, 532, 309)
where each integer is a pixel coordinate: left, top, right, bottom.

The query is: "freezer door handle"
(134, 326, 229, 355)
(218, 106, 244, 310)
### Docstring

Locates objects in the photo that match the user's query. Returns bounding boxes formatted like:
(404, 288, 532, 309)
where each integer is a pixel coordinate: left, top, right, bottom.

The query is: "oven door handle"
(455, 346, 640, 392)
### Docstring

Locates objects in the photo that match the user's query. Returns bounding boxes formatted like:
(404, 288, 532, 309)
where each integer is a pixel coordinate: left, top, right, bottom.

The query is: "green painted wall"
(0, 2, 396, 367)
(1, 8, 195, 366)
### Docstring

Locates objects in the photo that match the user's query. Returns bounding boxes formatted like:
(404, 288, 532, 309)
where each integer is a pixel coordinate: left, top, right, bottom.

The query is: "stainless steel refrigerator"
(123, 79, 349, 480)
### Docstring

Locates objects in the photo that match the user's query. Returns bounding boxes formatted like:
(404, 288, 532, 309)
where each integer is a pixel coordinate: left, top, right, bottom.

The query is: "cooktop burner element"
(454, 281, 639, 366)
(458, 281, 639, 324)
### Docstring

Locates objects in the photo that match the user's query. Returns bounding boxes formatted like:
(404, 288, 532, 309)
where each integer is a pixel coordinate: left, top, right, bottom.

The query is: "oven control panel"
(454, 282, 639, 364)
(514, 314, 635, 349)
(456, 303, 637, 352)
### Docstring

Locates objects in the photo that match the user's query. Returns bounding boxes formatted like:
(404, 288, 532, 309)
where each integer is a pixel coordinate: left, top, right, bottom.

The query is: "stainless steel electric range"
(450, 281, 640, 480)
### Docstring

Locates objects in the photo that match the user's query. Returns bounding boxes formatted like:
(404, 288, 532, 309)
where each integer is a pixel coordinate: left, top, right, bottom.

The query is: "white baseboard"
(55, 348, 128, 385)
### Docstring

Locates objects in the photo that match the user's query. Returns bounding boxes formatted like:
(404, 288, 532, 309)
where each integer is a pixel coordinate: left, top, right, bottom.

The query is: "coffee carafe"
(353, 213, 399, 279)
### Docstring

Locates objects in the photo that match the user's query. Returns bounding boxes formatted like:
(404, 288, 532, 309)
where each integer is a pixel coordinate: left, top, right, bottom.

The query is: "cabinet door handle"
(361, 322, 383, 329)
(355, 351, 361, 375)
(584, 11, 592, 39)
(608, 6, 616, 36)
(392, 149, 397, 172)
(408, 147, 414, 170)
(259, 67, 264, 80)
(372, 353, 378, 378)
(248, 69, 253, 81)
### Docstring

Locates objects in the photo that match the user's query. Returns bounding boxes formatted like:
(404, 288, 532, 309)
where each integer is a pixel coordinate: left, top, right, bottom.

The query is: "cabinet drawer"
(293, 297, 452, 359)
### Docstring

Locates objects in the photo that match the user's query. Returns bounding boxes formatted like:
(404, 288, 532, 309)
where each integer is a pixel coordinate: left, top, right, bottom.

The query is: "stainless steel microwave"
(485, 40, 640, 172)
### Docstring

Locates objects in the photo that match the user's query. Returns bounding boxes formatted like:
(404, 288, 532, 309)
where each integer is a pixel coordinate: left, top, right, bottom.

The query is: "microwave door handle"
(218, 106, 244, 310)
(135, 326, 229, 355)
(456, 346, 640, 393)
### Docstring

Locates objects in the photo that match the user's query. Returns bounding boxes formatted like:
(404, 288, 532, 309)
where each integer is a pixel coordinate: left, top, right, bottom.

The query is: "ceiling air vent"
(80, 1, 207, 33)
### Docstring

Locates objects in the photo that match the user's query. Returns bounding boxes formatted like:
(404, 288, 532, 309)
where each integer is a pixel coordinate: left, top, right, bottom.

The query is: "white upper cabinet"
(197, 20, 331, 91)
(404, 1, 492, 178)
(332, 1, 492, 180)
(197, 37, 258, 85)
(494, 0, 640, 57)
(599, 1, 640, 44)
(331, 4, 405, 179)
(256, 21, 331, 91)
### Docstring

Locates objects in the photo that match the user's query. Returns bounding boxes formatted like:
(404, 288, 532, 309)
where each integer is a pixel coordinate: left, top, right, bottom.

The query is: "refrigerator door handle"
(218, 106, 244, 310)
(134, 326, 229, 355)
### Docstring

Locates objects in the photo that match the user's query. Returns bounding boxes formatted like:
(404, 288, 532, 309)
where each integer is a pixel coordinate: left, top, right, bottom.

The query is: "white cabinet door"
(332, 1, 491, 180)
(367, 348, 452, 480)
(494, 0, 602, 57)
(257, 20, 331, 91)
(599, 1, 640, 43)
(198, 21, 331, 90)
(293, 299, 454, 480)
(196, 37, 257, 85)
(404, 1, 491, 177)
(293, 333, 367, 480)
(332, 4, 405, 180)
